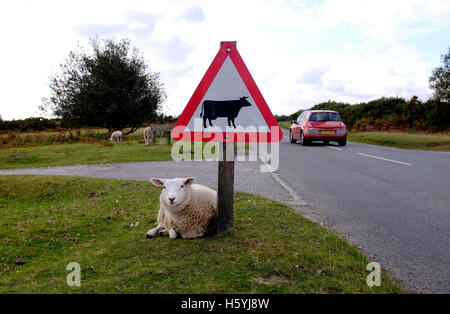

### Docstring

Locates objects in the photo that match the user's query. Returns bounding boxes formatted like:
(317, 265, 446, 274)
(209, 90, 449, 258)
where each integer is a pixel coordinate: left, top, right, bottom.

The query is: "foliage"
(0, 114, 175, 133)
(43, 38, 166, 134)
(285, 96, 450, 132)
(275, 110, 304, 122)
(429, 47, 450, 103)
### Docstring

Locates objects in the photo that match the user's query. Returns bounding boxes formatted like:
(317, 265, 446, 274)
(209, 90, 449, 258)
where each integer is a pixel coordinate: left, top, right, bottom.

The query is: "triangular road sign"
(172, 42, 282, 142)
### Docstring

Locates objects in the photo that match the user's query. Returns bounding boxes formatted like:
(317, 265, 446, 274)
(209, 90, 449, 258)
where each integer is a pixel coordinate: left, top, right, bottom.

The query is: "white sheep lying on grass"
(146, 177, 217, 239)
(110, 130, 123, 142)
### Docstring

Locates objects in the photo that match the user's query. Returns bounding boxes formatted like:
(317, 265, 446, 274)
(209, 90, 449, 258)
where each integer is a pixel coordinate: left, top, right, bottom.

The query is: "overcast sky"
(0, 0, 449, 120)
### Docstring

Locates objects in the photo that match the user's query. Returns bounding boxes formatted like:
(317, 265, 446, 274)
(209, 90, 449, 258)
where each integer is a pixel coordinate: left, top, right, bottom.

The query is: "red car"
(289, 110, 347, 146)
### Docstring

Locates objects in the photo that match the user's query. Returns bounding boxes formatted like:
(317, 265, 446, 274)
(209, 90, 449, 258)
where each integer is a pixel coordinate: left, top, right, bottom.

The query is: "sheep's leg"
(158, 229, 169, 236)
(168, 229, 178, 239)
(182, 229, 205, 239)
(146, 224, 164, 238)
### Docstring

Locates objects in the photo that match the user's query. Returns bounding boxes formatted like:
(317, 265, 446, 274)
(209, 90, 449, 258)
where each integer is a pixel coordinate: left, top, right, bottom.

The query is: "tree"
(44, 38, 166, 133)
(429, 47, 450, 103)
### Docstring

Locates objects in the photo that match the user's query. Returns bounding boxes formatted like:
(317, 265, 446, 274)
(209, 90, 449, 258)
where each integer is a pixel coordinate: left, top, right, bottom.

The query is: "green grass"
(0, 175, 403, 293)
(0, 127, 176, 169)
(0, 141, 174, 169)
(278, 121, 292, 130)
(348, 132, 450, 151)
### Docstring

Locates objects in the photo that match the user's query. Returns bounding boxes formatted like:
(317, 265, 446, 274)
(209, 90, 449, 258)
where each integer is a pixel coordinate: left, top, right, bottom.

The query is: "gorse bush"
(0, 129, 112, 149)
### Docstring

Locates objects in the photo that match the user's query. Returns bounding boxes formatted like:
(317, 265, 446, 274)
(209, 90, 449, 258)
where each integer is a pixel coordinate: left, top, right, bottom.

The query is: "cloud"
(73, 23, 126, 38)
(297, 66, 328, 86)
(158, 36, 193, 64)
(125, 11, 158, 29)
(74, 12, 159, 39)
(179, 6, 205, 23)
(0, 0, 448, 119)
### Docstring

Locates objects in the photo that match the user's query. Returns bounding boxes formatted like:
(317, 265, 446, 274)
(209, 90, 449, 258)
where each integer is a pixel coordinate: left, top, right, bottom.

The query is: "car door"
(299, 111, 308, 135)
(292, 112, 304, 139)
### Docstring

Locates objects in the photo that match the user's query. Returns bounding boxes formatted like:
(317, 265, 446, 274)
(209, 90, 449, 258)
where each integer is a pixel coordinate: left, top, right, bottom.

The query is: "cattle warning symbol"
(172, 42, 282, 143)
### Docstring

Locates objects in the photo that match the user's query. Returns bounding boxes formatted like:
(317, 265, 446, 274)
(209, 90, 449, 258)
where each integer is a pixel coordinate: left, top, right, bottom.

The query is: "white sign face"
(186, 56, 269, 133)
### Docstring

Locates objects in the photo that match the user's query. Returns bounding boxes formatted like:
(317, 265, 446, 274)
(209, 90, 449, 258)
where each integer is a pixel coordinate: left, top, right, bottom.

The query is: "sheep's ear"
(184, 177, 196, 186)
(151, 178, 165, 187)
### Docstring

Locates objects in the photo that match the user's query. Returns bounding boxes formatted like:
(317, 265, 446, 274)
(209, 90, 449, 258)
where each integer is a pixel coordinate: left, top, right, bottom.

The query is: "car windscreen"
(309, 112, 341, 121)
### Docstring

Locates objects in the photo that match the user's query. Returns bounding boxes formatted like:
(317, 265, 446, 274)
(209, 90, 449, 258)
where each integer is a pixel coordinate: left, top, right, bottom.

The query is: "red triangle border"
(172, 42, 282, 143)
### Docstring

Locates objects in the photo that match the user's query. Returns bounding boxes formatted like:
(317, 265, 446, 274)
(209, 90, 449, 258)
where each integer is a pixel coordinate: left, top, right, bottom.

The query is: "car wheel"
(323, 140, 329, 145)
(289, 131, 296, 143)
(300, 132, 309, 146)
(338, 139, 347, 146)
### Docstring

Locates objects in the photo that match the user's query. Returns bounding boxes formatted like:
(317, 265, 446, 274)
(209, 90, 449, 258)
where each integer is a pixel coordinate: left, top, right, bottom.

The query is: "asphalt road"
(1, 133, 449, 292)
(278, 129, 450, 293)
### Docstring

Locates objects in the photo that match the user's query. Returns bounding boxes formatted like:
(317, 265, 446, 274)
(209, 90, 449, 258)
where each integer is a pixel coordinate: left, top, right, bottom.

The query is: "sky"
(0, 0, 449, 120)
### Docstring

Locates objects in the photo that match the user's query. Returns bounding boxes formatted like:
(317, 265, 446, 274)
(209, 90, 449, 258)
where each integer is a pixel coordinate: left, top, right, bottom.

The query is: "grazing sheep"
(143, 124, 174, 145)
(143, 126, 153, 145)
(110, 130, 123, 143)
(146, 177, 217, 239)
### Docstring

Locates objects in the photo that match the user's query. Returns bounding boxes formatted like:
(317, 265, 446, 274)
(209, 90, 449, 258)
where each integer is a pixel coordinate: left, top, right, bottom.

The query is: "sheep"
(146, 177, 217, 239)
(110, 130, 123, 143)
(143, 126, 154, 145)
(143, 124, 174, 145)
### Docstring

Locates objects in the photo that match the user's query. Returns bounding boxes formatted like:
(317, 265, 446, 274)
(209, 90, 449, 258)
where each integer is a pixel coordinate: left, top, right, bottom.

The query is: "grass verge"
(0, 142, 174, 169)
(347, 132, 450, 151)
(0, 175, 403, 293)
(278, 121, 291, 130)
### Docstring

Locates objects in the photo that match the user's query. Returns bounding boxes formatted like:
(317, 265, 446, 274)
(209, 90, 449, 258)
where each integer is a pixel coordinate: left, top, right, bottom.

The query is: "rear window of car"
(308, 112, 341, 121)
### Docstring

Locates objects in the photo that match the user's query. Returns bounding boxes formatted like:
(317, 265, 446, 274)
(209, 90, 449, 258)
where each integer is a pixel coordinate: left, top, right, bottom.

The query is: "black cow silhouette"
(200, 96, 252, 128)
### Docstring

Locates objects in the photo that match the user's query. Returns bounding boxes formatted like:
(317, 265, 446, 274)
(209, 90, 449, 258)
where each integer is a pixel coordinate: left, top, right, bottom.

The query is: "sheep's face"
(151, 177, 196, 208)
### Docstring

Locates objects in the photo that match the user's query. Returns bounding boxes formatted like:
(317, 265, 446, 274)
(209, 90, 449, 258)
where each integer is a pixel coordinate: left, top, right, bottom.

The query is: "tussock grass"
(0, 175, 403, 293)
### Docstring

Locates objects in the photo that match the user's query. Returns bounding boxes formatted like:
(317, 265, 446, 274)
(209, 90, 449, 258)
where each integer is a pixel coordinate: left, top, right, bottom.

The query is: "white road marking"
(356, 153, 412, 166)
(327, 146, 343, 151)
(270, 172, 307, 206)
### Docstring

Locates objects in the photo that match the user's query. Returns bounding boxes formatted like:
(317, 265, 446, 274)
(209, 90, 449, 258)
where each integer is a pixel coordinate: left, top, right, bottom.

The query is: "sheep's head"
(151, 177, 196, 209)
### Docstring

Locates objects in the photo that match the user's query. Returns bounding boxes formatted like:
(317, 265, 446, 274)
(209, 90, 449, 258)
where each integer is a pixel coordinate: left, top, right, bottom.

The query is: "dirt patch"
(253, 276, 287, 285)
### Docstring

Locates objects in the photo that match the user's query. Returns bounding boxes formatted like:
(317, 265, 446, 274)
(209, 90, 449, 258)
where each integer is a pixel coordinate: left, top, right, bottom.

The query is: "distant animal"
(143, 124, 174, 145)
(200, 96, 252, 128)
(146, 177, 217, 239)
(110, 130, 123, 143)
